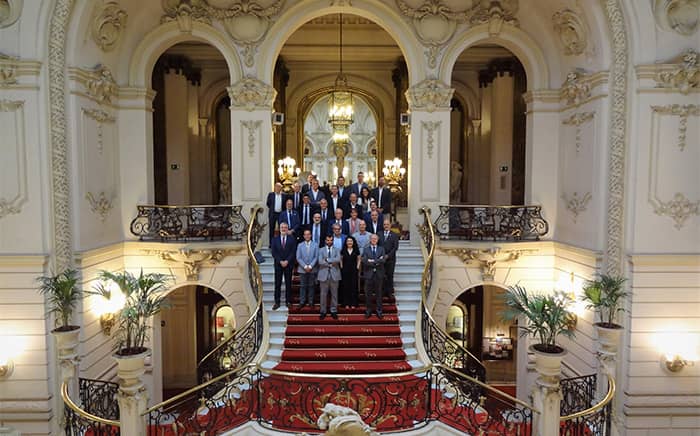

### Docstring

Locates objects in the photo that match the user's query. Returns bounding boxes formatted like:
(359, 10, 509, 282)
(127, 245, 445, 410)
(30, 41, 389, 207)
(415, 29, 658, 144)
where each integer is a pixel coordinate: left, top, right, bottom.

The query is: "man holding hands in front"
(362, 233, 386, 319)
(296, 229, 319, 309)
(318, 234, 341, 320)
(271, 222, 296, 310)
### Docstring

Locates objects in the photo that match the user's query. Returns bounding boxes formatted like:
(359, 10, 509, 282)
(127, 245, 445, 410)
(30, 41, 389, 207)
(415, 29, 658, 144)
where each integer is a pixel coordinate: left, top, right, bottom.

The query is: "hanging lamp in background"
(328, 12, 354, 143)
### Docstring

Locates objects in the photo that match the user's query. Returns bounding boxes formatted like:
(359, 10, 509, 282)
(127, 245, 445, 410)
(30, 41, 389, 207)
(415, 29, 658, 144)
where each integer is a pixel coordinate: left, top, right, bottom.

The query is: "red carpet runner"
(274, 295, 412, 374)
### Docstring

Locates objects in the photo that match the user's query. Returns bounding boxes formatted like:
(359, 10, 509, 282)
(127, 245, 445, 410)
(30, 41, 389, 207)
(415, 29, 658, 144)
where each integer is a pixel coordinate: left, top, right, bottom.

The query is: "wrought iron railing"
(560, 374, 597, 416)
(145, 362, 537, 435)
(560, 375, 615, 436)
(129, 204, 248, 241)
(78, 377, 120, 421)
(433, 205, 549, 241)
(197, 205, 265, 381)
(418, 207, 487, 385)
(62, 382, 120, 435)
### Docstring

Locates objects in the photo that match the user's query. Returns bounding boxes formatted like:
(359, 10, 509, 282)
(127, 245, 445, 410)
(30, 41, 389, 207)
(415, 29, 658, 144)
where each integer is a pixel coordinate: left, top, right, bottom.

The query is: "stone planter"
(113, 349, 150, 393)
(529, 344, 567, 384)
(594, 323, 623, 401)
(113, 349, 150, 436)
(594, 323, 623, 355)
(530, 344, 567, 436)
(51, 327, 80, 358)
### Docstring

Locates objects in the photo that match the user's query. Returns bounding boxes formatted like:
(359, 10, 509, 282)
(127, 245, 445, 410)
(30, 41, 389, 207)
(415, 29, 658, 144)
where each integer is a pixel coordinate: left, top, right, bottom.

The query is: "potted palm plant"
(580, 274, 627, 349)
(93, 270, 170, 386)
(502, 285, 576, 377)
(38, 269, 82, 353)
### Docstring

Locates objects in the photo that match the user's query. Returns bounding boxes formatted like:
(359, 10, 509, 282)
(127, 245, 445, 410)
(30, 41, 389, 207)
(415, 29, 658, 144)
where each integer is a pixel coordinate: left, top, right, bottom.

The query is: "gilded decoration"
(70, 65, 118, 104)
(552, 9, 588, 56)
(405, 78, 454, 112)
(442, 247, 535, 281)
(650, 192, 699, 230)
(0, 100, 27, 220)
(241, 119, 263, 157)
(560, 70, 592, 106)
(227, 76, 276, 111)
(144, 247, 244, 281)
(561, 191, 592, 223)
(421, 120, 440, 159)
(90, 1, 127, 51)
(651, 104, 700, 151)
(653, 0, 699, 36)
(655, 49, 699, 95)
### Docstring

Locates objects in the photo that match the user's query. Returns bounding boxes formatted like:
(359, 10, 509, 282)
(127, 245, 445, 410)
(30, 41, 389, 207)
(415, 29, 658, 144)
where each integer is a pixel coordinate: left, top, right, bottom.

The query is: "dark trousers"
(268, 212, 279, 245)
(364, 274, 384, 315)
(274, 264, 293, 305)
(299, 272, 316, 305)
(383, 260, 395, 294)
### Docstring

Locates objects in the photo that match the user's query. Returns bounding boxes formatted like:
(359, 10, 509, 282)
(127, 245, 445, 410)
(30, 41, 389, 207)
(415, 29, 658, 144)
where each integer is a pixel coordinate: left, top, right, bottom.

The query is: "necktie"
(306, 242, 310, 254)
(385, 231, 389, 239)
(295, 193, 299, 207)
(372, 246, 376, 256)
(282, 236, 286, 249)
(378, 189, 382, 207)
(287, 211, 290, 224)
(304, 206, 309, 224)
(322, 210, 326, 221)
(313, 225, 319, 243)
(327, 247, 331, 258)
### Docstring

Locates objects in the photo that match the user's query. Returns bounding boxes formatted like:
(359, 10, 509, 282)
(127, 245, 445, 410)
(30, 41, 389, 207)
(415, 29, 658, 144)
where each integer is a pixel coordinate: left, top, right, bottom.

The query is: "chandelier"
(328, 13, 354, 138)
(277, 156, 300, 193)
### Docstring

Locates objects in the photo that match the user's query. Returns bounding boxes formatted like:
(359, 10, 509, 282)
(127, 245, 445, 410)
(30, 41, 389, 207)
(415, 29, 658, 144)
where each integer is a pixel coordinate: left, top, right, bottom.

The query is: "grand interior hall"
(0, 0, 698, 435)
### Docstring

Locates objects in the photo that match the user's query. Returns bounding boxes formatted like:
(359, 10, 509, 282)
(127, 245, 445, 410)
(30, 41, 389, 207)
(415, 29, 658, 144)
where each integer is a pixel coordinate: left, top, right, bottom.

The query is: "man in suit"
(317, 234, 341, 319)
(328, 185, 345, 214)
(344, 192, 363, 219)
(308, 178, 325, 206)
(329, 208, 349, 235)
(364, 202, 384, 234)
(296, 229, 319, 309)
(362, 233, 386, 318)
(372, 176, 392, 215)
(299, 193, 313, 236)
(266, 183, 285, 245)
(301, 173, 314, 194)
(349, 172, 367, 197)
(278, 198, 300, 239)
(290, 182, 302, 210)
(310, 212, 327, 247)
(330, 223, 347, 251)
(271, 222, 297, 310)
(337, 176, 350, 203)
(379, 220, 399, 296)
(317, 198, 331, 223)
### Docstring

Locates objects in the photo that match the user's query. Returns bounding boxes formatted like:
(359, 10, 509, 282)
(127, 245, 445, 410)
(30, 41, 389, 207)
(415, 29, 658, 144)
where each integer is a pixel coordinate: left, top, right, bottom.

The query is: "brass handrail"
(61, 382, 120, 427)
(438, 204, 544, 209)
(560, 375, 615, 421)
(418, 206, 486, 374)
(197, 205, 264, 367)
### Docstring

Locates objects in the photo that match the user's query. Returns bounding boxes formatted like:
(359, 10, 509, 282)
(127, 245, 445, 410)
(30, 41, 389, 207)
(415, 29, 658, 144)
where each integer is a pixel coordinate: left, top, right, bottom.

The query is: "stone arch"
(451, 79, 480, 119)
(257, 0, 424, 86)
(439, 24, 550, 90)
(128, 20, 243, 88)
(200, 77, 231, 118)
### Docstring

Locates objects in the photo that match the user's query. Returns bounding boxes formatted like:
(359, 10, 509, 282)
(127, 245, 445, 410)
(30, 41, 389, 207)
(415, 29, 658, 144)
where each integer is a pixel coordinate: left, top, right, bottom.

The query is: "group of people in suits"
(267, 173, 398, 319)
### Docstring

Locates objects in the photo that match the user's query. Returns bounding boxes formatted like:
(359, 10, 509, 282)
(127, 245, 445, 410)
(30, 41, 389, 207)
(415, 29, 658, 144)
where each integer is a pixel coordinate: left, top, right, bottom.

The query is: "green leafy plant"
(37, 269, 82, 331)
(93, 270, 171, 356)
(580, 274, 628, 328)
(501, 285, 575, 354)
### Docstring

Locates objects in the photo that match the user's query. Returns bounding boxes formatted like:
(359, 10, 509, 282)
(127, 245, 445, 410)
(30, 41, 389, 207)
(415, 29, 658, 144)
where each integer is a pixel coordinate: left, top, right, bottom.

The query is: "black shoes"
(364, 312, 371, 319)
(299, 303, 306, 310)
(320, 313, 326, 320)
(331, 313, 338, 320)
(376, 312, 383, 319)
(272, 303, 280, 310)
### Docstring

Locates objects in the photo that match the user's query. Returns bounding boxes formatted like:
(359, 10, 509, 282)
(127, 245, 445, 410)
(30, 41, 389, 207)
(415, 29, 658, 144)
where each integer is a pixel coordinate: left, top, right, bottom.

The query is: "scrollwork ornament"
(227, 76, 276, 111)
(0, 53, 18, 85)
(421, 120, 440, 159)
(78, 64, 118, 104)
(561, 191, 592, 223)
(405, 78, 454, 113)
(654, 0, 699, 36)
(85, 191, 114, 222)
(552, 9, 588, 56)
(91, 1, 127, 51)
(655, 49, 699, 94)
(561, 70, 592, 105)
(0, 0, 23, 28)
(651, 192, 699, 230)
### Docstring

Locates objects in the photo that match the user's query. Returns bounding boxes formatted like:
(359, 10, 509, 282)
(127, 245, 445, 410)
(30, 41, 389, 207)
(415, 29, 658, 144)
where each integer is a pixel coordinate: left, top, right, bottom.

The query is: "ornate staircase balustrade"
(433, 205, 549, 241)
(62, 381, 120, 435)
(560, 374, 615, 436)
(130, 204, 248, 241)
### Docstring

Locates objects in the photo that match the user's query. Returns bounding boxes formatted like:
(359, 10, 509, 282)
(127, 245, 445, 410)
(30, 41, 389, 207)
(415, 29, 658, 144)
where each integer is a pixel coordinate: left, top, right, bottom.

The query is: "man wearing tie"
(317, 235, 341, 319)
(330, 208, 349, 236)
(290, 182, 302, 210)
(317, 198, 331, 223)
(337, 176, 349, 203)
(349, 172, 367, 197)
(362, 233, 386, 319)
(308, 178, 325, 206)
(271, 223, 297, 310)
(278, 199, 300, 239)
(265, 183, 285, 245)
(310, 213, 327, 247)
(372, 176, 392, 215)
(296, 229, 319, 309)
(379, 220, 398, 296)
(364, 204, 384, 234)
(344, 192, 364, 219)
(328, 185, 344, 214)
(299, 194, 313, 237)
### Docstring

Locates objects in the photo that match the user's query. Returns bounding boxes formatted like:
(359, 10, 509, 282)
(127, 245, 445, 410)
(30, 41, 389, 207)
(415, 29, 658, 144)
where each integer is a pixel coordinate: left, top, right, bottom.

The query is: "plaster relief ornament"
(561, 70, 591, 105)
(0, 0, 22, 28)
(84, 65, 118, 104)
(655, 49, 699, 94)
(552, 9, 588, 56)
(654, 0, 699, 36)
(396, 0, 519, 67)
(91, 1, 127, 51)
(405, 78, 454, 113)
(0, 53, 18, 85)
(227, 76, 276, 111)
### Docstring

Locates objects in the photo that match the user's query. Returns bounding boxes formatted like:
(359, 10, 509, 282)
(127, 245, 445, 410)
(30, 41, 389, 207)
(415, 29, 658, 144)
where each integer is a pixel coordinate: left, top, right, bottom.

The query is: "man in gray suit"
(379, 220, 399, 296)
(362, 233, 386, 319)
(296, 229, 319, 309)
(317, 234, 341, 319)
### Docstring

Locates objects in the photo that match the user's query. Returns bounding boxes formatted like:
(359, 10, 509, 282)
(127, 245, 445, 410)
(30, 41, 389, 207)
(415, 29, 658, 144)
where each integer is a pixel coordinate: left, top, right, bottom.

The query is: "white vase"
(113, 349, 150, 393)
(529, 344, 567, 384)
(594, 323, 623, 356)
(51, 327, 80, 359)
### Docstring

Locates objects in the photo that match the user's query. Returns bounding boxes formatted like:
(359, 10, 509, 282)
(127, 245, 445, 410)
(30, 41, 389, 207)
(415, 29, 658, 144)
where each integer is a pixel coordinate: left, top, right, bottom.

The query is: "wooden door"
(161, 286, 197, 389)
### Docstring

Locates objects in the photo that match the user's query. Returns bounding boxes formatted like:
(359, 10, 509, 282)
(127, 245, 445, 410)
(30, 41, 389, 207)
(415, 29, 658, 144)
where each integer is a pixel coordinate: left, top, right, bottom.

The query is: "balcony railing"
(433, 205, 548, 241)
(130, 204, 248, 241)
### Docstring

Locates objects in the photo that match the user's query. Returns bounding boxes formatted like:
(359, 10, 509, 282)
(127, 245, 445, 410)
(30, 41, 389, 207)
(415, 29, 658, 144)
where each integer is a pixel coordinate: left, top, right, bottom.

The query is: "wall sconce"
(0, 357, 14, 379)
(100, 312, 116, 335)
(0, 336, 22, 380)
(663, 354, 695, 373)
(92, 282, 125, 336)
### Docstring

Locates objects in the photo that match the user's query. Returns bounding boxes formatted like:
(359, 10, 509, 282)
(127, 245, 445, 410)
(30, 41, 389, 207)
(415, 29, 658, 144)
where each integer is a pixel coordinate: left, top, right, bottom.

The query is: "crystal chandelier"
(277, 156, 300, 193)
(328, 13, 354, 137)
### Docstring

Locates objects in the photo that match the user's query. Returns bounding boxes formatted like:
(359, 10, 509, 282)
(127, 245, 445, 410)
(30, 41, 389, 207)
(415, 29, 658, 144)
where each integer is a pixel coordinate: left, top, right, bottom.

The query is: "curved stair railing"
(417, 206, 487, 384)
(560, 373, 615, 435)
(62, 381, 120, 435)
(197, 205, 266, 381)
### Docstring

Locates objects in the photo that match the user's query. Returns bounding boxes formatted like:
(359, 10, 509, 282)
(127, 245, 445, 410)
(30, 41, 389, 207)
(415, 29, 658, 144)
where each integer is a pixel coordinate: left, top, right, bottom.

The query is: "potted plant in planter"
(580, 274, 627, 349)
(37, 269, 82, 352)
(502, 285, 576, 377)
(93, 270, 170, 387)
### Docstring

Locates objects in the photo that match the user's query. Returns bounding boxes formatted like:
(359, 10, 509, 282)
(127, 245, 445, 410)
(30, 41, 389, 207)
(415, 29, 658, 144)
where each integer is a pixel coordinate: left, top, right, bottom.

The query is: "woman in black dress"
(340, 235, 361, 308)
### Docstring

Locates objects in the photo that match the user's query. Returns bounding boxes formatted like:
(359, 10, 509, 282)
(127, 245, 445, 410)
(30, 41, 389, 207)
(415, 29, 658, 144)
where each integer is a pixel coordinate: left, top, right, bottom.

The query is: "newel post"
(530, 346, 566, 436)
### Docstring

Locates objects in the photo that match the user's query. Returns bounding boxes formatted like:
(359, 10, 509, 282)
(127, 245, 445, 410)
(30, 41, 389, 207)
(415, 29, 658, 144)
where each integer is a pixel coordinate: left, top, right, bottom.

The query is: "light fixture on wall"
(91, 282, 126, 335)
(0, 336, 22, 380)
(0, 357, 14, 379)
(655, 332, 699, 373)
(664, 354, 695, 373)
(328, 13, 354, 135)
(277, 156, 300, 193)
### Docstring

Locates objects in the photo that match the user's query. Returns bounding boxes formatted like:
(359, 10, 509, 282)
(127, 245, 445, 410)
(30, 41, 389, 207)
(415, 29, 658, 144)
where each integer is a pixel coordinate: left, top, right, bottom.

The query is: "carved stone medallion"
(552, 9, 588, 56)
(91, 1, 128, 51)
(654, 0, 699, 36)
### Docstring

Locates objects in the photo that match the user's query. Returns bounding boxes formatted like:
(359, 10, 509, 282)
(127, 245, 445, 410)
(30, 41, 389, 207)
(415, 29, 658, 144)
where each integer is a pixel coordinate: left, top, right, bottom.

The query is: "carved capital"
(91, 1, 127, 51)
(144, 247, 244, 281)
(227, 76, 276, 111)
(405, 78, 454, 112)
(552, 9, 588, 56)
(442, 247, 535, 281)
(655, 49, 699, 95)
(560, 70, 592, 106)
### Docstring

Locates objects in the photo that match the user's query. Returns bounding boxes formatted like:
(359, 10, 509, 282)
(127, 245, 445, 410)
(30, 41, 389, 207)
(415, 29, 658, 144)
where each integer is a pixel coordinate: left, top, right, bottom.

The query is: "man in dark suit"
(310, 212, 328, 247)
(349, 172, 367, 197)
(328, 185, 345, 214)
(266, 183, 285, 245)
(363, 202, 384, 233)
(337, 176, 350, 204)
(317, 198, 331, 223)
(344, 192, 364, 219)
(372, 176, 392, 215)
(299, 194, 314, 236)
(278, 198, 300, 239)
(271, 222, 297, 310)
(379, 220, 398, 296)
(290, 182, 302, 210)
(362, 233, 386, 318)
(328, 208, 349, 236)
(308, 178, 325, 206)
(301, 173, 314, 194)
